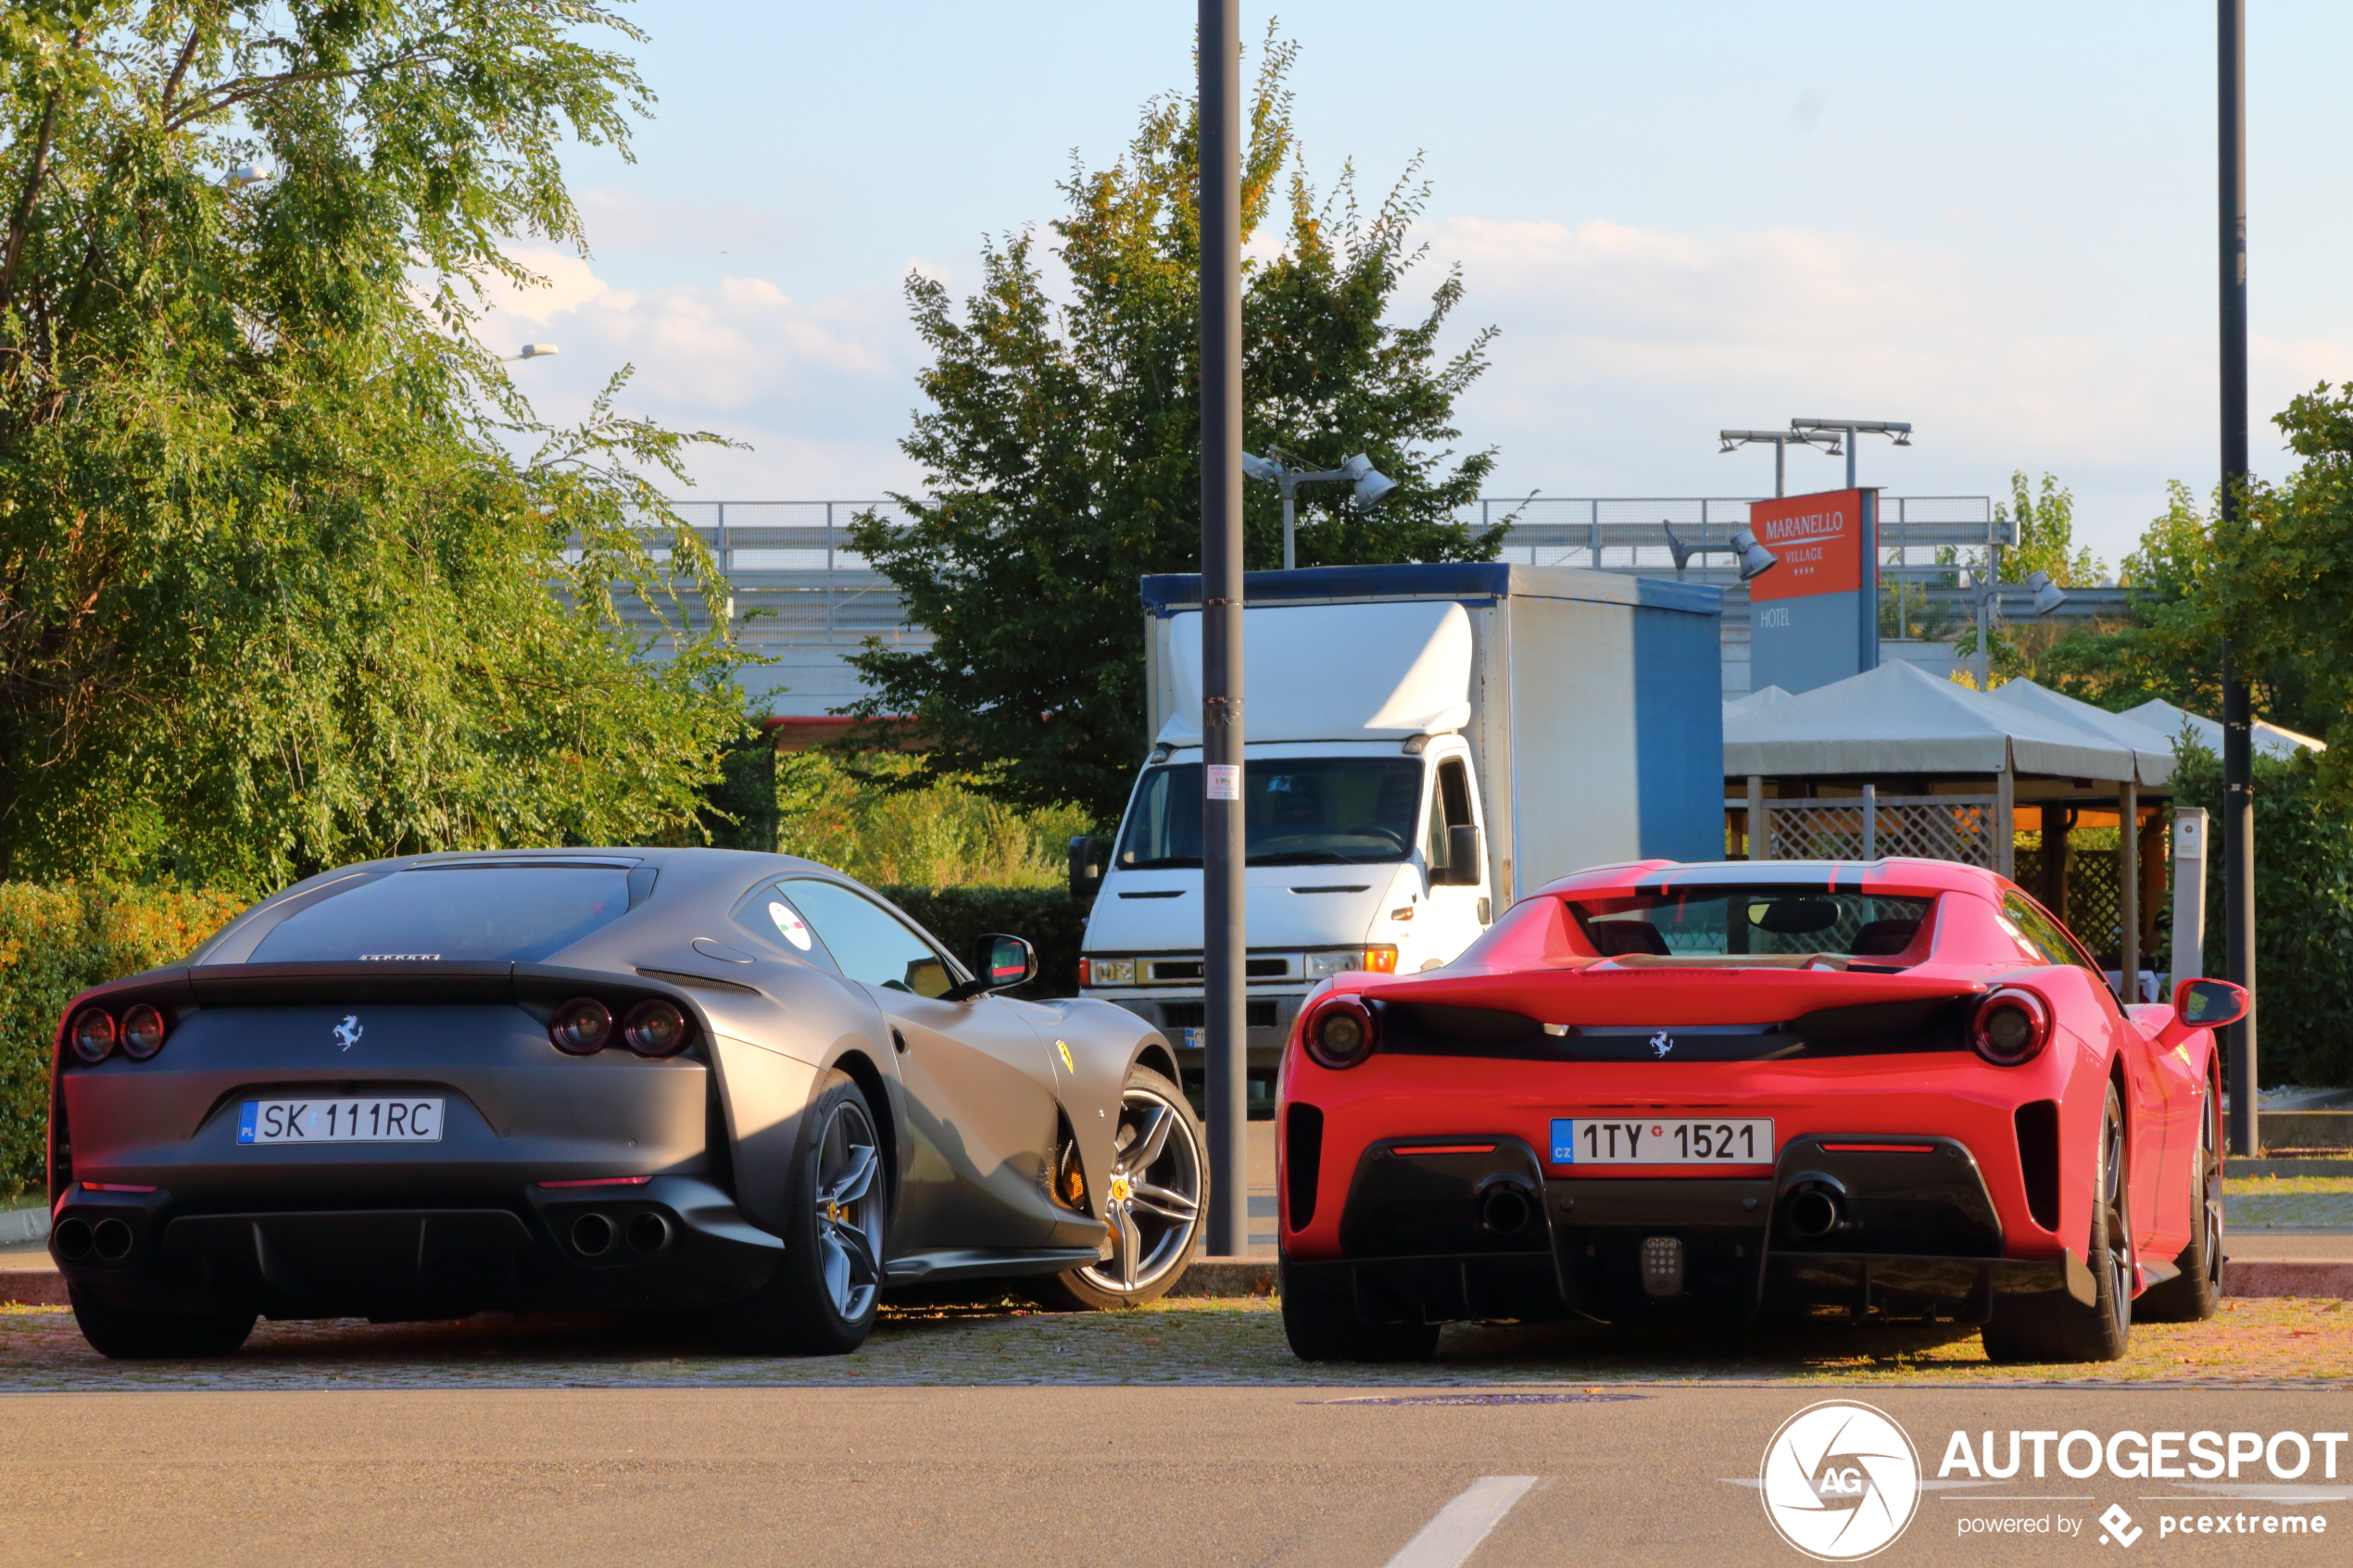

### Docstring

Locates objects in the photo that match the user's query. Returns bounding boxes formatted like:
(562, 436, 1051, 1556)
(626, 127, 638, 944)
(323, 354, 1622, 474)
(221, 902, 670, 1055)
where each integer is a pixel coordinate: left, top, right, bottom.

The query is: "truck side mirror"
(1068, 835, 1101, 899)
(948, 933, 1037, 999)
(1440, 824, 1482, 886)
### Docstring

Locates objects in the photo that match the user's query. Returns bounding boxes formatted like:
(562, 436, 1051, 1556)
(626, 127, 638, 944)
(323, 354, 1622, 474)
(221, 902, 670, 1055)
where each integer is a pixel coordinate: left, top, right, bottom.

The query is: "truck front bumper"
(1088, 990, 1306, 1073)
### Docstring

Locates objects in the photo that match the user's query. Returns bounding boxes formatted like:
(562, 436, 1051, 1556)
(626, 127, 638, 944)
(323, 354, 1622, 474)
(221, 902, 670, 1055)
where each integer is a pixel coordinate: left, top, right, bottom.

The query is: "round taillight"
(120, 1004, 168, 1060)
(1304, 997, 1377, 1070)
(69, 1009, 116, 1064)
(549, 997, 613, 1056)
(1972, 987, 2052, 1066)
(623, 999, 691, 1058)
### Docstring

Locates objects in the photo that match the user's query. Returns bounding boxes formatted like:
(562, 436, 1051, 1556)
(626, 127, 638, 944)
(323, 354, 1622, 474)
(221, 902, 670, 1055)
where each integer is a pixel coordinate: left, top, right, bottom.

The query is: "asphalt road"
(5, 1384, 2347, 1568)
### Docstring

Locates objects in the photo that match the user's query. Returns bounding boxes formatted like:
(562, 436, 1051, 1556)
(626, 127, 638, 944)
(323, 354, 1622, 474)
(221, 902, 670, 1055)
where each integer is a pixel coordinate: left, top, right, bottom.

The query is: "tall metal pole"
(2218, 0, 2258, 1158)
(1198, 0, 1249, 1256)
(1280, 477, 1296, 571)
(1774, 440, 1786, 498)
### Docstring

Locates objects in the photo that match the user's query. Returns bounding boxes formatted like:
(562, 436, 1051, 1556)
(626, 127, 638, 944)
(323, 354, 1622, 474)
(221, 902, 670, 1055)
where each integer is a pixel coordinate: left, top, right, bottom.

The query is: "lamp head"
(225, 162, 273, 190)
(1341, 453, 1396, 507)
(2026, 570, 2067, 616)
(1241, 451, 1280, 484)
(517, 343, 559, 360)
(1731, 526, 1779, 582)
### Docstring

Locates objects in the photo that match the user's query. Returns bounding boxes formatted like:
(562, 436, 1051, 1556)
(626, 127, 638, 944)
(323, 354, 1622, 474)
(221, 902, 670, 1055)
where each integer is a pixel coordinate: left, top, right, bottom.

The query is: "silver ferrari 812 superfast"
(46, 849, 1206, 1357)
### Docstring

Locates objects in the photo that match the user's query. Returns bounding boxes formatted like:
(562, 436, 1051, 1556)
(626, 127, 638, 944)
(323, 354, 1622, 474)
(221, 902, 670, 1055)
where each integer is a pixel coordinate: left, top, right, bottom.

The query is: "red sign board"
(1747, 488, 1867, 602)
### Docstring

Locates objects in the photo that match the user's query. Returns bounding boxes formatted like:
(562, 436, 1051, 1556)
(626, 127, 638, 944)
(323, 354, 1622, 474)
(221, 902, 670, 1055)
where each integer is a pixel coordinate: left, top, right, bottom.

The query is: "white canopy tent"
(2120, 697, 2325, 761)
(1722, 660, 2176, 993)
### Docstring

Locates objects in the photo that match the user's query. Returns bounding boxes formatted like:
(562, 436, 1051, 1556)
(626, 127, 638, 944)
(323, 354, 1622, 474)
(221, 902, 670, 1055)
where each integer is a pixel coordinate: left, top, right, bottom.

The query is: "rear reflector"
(537, 1176, 653, 1189)
(81, 1183, 157, 1193)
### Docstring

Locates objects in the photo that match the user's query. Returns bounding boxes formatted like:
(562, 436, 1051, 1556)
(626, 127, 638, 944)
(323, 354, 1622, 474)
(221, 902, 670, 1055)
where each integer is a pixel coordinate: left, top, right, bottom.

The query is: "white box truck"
(1070, 562, 1724, 1098)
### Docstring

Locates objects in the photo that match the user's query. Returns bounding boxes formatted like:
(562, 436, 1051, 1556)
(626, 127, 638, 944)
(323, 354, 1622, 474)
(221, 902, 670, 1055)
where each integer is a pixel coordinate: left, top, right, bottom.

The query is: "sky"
(474, 2, 2353, 571)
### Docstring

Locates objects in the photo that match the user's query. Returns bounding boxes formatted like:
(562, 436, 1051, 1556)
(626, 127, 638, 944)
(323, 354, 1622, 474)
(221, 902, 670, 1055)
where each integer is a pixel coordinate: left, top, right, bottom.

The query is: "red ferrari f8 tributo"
(1276, 858, 2247, 1364)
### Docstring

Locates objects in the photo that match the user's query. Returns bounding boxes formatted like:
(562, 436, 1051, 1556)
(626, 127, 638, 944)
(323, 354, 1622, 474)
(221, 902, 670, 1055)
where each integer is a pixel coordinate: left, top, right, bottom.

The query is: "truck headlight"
(1081, 958, 1135, 986)
(1304, 947, 1399, 978)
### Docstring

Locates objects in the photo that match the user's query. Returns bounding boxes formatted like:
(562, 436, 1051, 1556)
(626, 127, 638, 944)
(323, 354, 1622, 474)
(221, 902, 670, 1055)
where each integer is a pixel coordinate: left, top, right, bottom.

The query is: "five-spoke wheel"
(1032, 1064, 1207, 1310)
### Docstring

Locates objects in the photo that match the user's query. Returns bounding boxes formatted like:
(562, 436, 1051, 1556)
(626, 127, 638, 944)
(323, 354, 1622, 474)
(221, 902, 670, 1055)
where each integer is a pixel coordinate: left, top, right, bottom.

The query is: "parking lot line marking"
(1382, 1475, 1539, 1568)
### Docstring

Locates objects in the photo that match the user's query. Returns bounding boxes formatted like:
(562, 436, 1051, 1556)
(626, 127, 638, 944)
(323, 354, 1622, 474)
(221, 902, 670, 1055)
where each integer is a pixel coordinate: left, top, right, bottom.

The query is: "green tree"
(2001, 470, 2105, 587)
(0, 3, 746, 893)
(845, 33, 1503, 828)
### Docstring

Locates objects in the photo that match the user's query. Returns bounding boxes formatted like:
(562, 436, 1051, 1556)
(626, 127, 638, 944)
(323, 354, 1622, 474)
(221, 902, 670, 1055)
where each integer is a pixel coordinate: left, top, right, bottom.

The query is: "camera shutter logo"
(1759, 1400, 1920, 1561)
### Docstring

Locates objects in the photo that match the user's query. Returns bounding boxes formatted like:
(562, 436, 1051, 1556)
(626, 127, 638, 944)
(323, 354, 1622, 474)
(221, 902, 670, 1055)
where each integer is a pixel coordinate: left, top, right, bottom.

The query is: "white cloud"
(1416, 215, 2353, 562)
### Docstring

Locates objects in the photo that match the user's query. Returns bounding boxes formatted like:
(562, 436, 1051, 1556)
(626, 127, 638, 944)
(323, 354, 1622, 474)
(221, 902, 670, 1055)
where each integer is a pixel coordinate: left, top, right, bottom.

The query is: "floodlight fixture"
(1718, 428, 1841, 495)
(1243, 449, 1399, 570)
(2027, 569, 2067, 616)
(504, 344, 560, 362)
(224, 162, 273, 189)
(1789, 418, 1914, 489)
(1662, 519, 1778, 582)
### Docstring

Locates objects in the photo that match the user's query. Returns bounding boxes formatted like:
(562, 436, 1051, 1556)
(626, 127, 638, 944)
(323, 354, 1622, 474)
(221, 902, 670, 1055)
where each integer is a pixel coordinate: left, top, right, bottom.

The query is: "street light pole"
(1789, 419, 1913, 490)
(2218, 0, 2259, 1157)
(1245, 453, 1397, 570)
(1197, 0, 1248, 1259)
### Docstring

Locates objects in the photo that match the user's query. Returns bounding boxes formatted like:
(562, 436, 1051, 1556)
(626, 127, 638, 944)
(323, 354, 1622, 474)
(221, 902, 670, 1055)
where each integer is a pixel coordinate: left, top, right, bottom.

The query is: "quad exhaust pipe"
(571, 1210, 673, 1258)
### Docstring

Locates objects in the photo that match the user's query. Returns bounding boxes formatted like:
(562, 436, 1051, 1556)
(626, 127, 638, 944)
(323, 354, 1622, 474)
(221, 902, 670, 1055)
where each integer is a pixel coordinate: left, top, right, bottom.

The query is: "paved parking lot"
(2, 1289, 2347, 1391)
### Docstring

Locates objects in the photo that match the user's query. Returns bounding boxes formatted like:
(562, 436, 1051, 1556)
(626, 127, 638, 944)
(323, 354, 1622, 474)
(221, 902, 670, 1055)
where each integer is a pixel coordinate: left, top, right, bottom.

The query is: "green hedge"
(878, 884, 1095, 1000)
(0, 884, 245, 1198)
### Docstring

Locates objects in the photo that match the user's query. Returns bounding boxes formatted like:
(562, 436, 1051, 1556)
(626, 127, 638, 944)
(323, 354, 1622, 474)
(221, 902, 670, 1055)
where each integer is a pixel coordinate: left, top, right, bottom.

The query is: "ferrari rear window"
(1571, 888, 1934, 961)
(245, 866, 634, 963)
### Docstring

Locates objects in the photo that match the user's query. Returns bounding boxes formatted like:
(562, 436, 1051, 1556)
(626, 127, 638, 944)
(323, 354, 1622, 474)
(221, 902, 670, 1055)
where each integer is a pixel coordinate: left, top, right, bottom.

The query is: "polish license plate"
(238, 1098, 445, 1145)
(1552, 1117, 1773, 1165)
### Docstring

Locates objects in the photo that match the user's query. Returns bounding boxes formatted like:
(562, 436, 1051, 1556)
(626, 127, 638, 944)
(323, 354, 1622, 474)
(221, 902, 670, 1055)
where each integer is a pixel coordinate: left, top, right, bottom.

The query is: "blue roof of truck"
(1139, 561, 1721, 617)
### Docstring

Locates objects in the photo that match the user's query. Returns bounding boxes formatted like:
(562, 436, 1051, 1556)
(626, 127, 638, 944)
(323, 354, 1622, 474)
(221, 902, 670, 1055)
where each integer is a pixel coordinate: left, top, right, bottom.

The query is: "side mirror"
(1437, 823, 1482, 886)
(2172, 977, 2250, 1031)
(1068, 835, 1101, 899)
(948, 933, 1037, 1000)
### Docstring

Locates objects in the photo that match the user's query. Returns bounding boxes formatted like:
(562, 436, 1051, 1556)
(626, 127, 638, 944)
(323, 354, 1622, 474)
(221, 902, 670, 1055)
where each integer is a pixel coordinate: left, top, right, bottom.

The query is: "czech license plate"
(238, 1098, 445, 1145)
(1551, 1117, 1772, 1165)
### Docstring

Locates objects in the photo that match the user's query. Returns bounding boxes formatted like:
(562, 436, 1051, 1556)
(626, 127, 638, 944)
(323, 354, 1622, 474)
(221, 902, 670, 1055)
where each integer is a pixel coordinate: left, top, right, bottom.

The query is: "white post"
(1861, 784, 1878, 860)
(2171, 807, 2208, 989)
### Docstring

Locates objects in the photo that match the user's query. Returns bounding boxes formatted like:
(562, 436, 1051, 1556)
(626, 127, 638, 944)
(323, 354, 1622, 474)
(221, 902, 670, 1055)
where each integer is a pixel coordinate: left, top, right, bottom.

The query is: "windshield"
(1571, 888, 1933, 960)
(1116, 759, 1422, 868)
(245, 866, 635, 963)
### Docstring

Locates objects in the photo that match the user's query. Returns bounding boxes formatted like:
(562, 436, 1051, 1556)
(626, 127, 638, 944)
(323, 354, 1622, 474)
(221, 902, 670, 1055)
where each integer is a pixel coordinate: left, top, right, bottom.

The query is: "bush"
(2171, 742, 2353, 1087)
(0, 885, 245, 1198)
(877, 885, 1095, 1000)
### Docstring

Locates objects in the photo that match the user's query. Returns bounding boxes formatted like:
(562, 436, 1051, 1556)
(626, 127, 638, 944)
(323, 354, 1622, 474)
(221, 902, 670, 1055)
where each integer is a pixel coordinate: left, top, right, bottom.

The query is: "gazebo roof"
(2120, 697, 2326, 760)
(1982, 678, 2174, 786)
(1722, 660, 2165, 784)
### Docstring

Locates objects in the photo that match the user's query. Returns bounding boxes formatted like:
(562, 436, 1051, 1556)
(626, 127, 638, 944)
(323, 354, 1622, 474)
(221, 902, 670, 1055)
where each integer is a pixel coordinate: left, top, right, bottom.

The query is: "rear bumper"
(49, 1176, 781, 1319)
(1290, 1134, 2091, 1326)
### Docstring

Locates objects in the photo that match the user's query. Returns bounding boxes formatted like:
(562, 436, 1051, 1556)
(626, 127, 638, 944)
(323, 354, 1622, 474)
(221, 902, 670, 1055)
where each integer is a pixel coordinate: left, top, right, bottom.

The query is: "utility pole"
(1197, 0, 1248, 1256)
(2218, 0, 2258, 1157)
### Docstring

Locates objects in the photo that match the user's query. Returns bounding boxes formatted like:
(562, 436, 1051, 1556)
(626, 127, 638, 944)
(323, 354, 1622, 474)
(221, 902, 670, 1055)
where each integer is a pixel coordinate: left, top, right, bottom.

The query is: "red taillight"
(549, 997, 613, 1056)
(120, 1004, 168, 1060)
(69, 1009, 116, 1064)
(1972, 987, 2052, 1066)
(1303, 997, 1378, 1070)
(623, 999, 691, 1058)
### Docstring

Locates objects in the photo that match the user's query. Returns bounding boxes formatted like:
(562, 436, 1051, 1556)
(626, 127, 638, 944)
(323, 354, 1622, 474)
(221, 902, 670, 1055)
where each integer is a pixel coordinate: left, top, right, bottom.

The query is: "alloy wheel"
(2198, 1092, 2224, 1289)
(1078, 1083, 1202, 1294)
(813, 1097, 884, 1321)
(2100, 1099, 2132, 1332)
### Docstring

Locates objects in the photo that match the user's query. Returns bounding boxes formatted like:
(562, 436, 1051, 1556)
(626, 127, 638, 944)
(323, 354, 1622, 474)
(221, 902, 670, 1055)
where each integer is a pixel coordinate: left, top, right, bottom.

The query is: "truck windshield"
(1569, 888, 1934, 960)
(1116, 759, 1422, 868)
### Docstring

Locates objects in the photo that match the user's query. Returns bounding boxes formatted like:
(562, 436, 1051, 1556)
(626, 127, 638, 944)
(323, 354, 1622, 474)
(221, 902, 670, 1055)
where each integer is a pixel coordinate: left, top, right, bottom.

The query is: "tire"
(710, 1071, 886, 1355)
(69, 1287, 254, 1360)
(1982, 1080, 2133, 1363)
(1278, 1260, 1441, 1363)
(1028, 1064, 1205, 1311)
(2138, 1075, 2224, 1323)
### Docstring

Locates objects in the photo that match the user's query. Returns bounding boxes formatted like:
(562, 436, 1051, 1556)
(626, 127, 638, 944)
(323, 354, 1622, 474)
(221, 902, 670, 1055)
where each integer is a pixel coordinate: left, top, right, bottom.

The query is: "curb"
(1167, 1256, 1277, 1298)
(0, 1269, 64, 1308)
(2223, 1259, 2353, 1299)
(0, 1207, 48, 1248)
